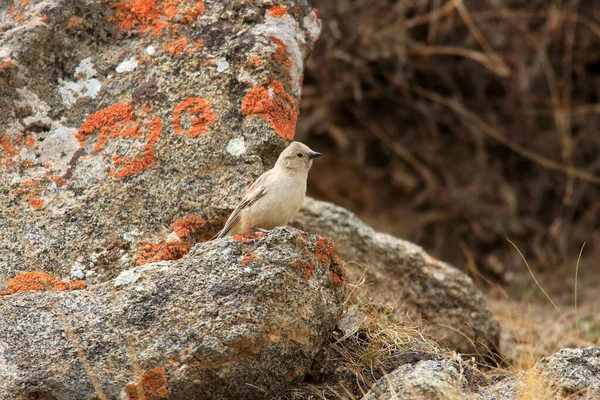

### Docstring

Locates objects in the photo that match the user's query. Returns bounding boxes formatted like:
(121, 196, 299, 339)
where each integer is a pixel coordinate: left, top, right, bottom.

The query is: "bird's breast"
(247, 176, 306, 229)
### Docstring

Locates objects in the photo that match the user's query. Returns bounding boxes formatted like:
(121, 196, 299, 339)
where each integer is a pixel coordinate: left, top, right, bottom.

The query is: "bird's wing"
(216, 172, 270, 238)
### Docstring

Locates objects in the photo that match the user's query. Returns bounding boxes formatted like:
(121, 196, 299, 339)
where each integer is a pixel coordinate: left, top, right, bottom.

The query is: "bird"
(216, 141, 322, 238)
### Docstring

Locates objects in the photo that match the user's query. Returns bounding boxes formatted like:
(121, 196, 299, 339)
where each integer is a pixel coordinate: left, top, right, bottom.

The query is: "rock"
(480, 347, 600, 400)
(361, 353, 485, 400)
(292, 197, 500, 358)
(0, 0, 321, 283)
(363, 347, 600, 400)
(0, 228, 345, 400)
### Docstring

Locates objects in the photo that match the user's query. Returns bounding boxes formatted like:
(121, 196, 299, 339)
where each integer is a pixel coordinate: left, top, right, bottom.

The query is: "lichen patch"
(58, 58, 101, 108)
(0, 272, 86, 296)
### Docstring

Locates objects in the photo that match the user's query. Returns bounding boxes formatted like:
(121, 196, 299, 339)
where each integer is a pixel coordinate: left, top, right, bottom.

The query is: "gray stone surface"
(480, 347, 600, 400)
(361, 356, 483, 400)
(292, 197, 500, 358)
(0, 0, 321, 283)
(362, 347, 600, 400)
(0, 227, 344, 400)
(538, 347, 600, 396)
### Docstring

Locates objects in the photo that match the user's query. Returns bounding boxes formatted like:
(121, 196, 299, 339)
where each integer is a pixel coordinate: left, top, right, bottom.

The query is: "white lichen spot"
(216, 57, 230, 73)
(227, 137, 246, 156)
(74, 57, 97, 78)
(146, 45, 156, 55)
(113, 269, 141, 287)
(58, 57, 101, 108)
(116, 57, 138, 73)
(70, 261, 86, 280)
(123, 229, 143, 242)
(13, 89, 80, 174)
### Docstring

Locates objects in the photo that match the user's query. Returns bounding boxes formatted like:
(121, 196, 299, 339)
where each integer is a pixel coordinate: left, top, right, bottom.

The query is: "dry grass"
(275, 242, 599, 399)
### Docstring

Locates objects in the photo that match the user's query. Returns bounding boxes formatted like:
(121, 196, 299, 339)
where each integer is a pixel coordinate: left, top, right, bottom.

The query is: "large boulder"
(292, 197, 500, 358)
(0, 0, 321, 282)
(0, 227, 345, 400)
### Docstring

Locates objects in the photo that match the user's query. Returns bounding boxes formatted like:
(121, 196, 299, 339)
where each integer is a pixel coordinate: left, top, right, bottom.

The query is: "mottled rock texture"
(293, 198, 500, 358)
(361, 355, 484, 400)
(362, 347, 600, 400)
(0, 228, 345, 400)
(480, 347, 600, 400)
(0, 0, 321, 283)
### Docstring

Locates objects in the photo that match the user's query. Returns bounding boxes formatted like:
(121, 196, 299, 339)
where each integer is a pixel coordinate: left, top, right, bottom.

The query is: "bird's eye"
(297, 153, 303, 158)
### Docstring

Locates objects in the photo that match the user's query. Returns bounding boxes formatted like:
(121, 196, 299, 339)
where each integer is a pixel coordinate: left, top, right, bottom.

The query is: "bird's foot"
(252, 226, 271, 233)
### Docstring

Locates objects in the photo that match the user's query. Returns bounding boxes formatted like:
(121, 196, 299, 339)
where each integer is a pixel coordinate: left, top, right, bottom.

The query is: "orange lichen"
(76, 104, 162, 178)
(270, 36, 294, 83)
(329, 254, 347, 287)
(1, 134, 21, 167)
(172, 97, 216, 138)
(162, 36, 189, 55)
(271, 36, 286, 63)
(232, 232, 266, 242)
(0, 272, 86, 296)
(124, 368, 168, 400)
(114, 0, 206, 37)
(284, 58, 292, 76)
(191, 39, 204, 50)
(249, 56, 261, 67)
(136, 239, 189, 266)
(172, 214, 206, 239)
(24, 136, 35, 147)
(292, 258, 314, 278)
(76, 104, 136, 148)
(21, 180, 38, 187)
(314, 237, 335, 265)
(241, 81, 297, 140)
(50, 176, 67, 185)
(269, 6, 288, 18)
(241, 252, 259, 266)
(29, 198, 44, 208)
(0, 60, 12, 69)
(313, 7, 319, 18)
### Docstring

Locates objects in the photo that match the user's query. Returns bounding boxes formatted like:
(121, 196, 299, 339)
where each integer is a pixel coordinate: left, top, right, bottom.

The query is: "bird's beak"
(308, 150, 322, 159)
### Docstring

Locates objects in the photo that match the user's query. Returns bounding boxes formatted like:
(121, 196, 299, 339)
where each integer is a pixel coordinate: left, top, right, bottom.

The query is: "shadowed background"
(298, 0, 600, 292)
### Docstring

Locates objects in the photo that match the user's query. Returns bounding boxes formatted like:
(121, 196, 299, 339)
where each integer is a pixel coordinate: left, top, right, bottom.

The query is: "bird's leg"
(252, 226, 271, 233)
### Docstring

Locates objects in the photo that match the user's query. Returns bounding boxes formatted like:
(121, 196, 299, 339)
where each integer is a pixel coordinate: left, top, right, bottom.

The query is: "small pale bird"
(216, 141, 322, 238)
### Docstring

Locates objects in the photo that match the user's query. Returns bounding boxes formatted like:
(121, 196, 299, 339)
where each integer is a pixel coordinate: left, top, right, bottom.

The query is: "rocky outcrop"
(0, 228, 344, 400)
(0, 0, 321, 283)
(361, 347, 600, 400)
(292, 197, 500, 358)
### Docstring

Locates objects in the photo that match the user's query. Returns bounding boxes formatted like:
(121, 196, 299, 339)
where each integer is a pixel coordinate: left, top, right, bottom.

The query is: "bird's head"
(276, 141, 322, 173)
